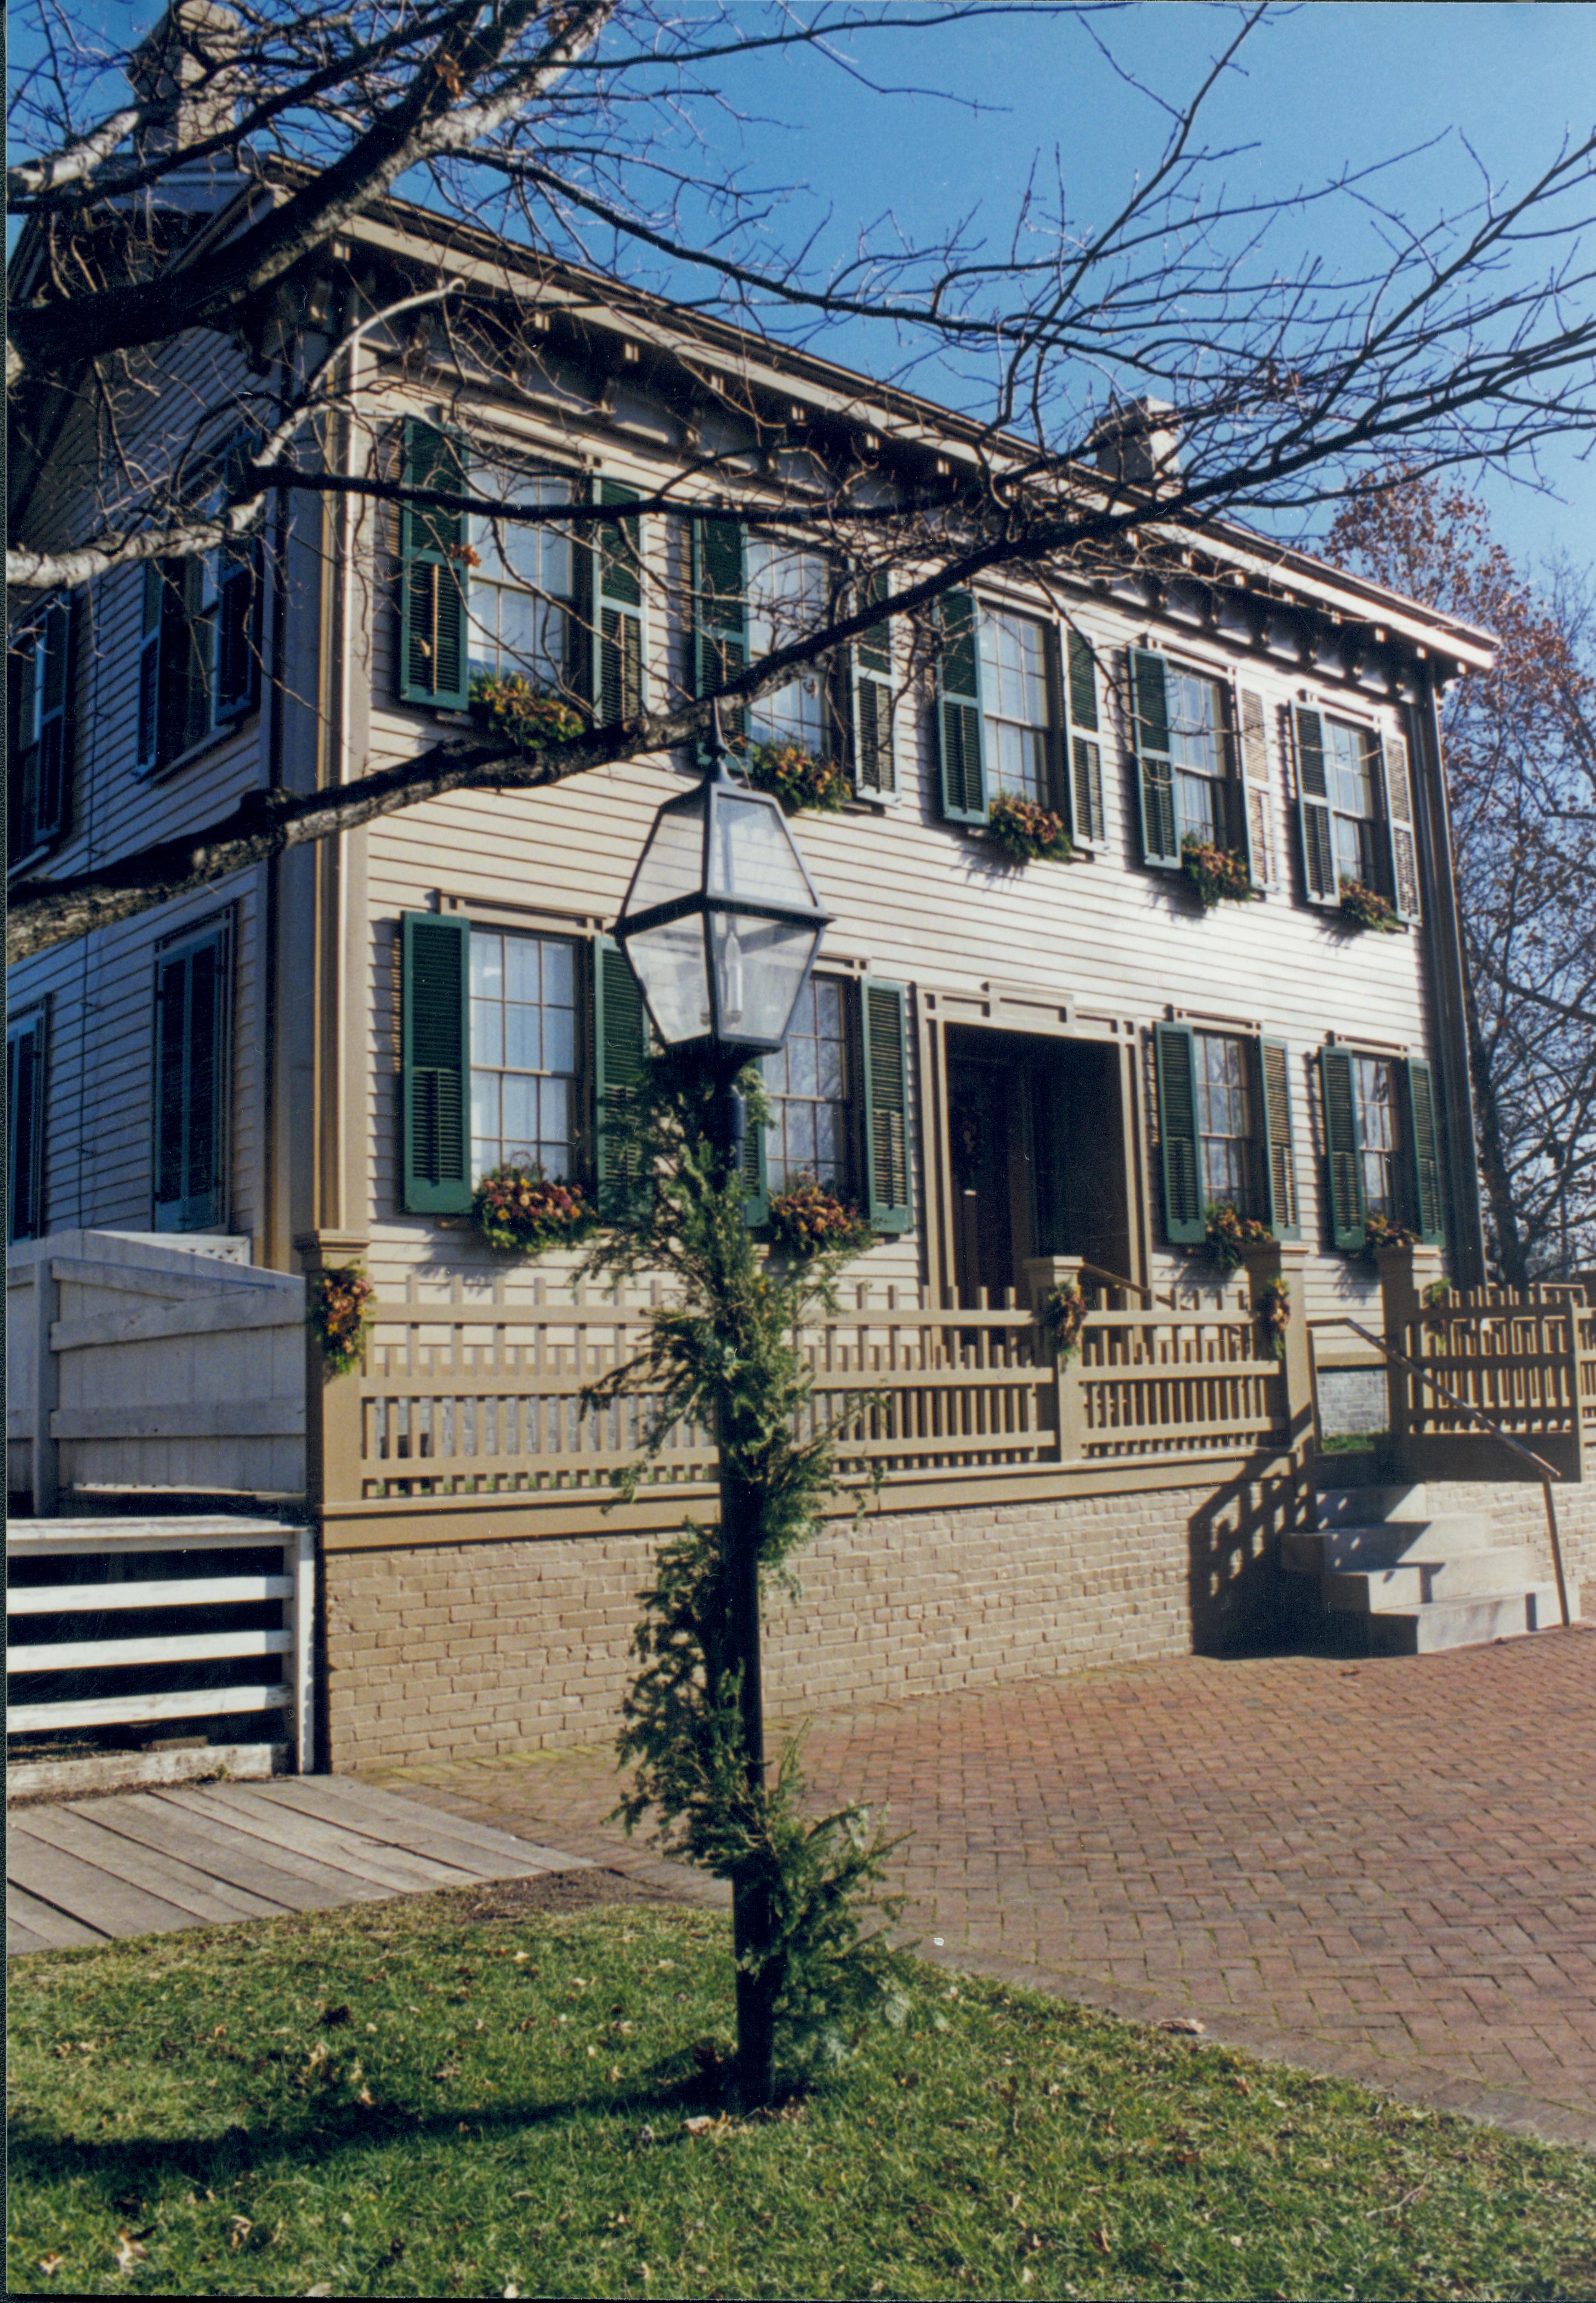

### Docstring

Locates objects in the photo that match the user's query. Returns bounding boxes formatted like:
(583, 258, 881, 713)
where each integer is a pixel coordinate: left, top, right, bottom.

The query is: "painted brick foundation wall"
(1439, 1478, 1596, 1612)
(320, 1471, 1300, 1771)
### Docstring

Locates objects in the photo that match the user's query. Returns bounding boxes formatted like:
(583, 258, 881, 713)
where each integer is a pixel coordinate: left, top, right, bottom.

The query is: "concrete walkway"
(5, 1777, 590, 1954)
(364, 1627, 1596, 2151)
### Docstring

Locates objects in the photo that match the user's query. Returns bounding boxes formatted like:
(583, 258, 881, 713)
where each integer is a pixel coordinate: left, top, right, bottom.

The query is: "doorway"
(945, 1027, 1130, 1306)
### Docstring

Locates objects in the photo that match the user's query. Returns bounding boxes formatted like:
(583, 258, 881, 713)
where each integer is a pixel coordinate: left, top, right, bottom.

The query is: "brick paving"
(361, 1625, 1596, 2150)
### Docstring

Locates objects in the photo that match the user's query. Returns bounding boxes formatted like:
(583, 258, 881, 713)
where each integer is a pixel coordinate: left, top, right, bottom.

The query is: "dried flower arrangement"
(1338, 878, 1401, 933)
(472, 1165, 597, 1255)
(1254, 1277, 1291, 1362)
(1204, 1202, 1276, 1273)
(1362, 1210, 1420, 1262)
(766, 1178, 871, 1260)
(746, 741, 848, 816)
(468, 672, 585, 752)
(308, 1264, 375, 1376)
(1421, 1278, 1456, 1334)
(1180, 835, 1256, 908)
(985, 793, 1075, 864)
(1041, 1277, 1088, 1364)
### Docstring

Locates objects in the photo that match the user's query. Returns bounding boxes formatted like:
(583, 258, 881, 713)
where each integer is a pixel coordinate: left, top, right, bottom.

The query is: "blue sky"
(13, 2, 1594, 566)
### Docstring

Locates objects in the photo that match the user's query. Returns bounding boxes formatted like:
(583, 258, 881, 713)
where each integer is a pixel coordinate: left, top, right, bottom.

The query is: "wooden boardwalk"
(5, 1776, 589, 1955)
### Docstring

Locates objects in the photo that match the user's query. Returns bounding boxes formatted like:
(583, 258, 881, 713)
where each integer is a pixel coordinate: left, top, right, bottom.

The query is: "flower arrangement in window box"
(1203, 1202, 1275, 1273)
(1041, 1277, 1088, 1364)
(1361, 1210, 1419, 1263)
(1254, 1277, 1291, 1362)
(985, 793, 1075, 865)
(472, 1165, 597, 1255)
(1421, 1279, 1455, 1334)
(469, 672, 585, 753)
(308, 1264, 374, 1376)
(1180, 835, 1256, 909)
(766, 1178, 872, 1260)
(1338, 878, 1401, 934)
(746, 741, 847, 817)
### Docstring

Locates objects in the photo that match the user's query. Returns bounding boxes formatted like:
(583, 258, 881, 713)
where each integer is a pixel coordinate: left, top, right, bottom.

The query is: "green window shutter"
(153, 924, 229, 1232)
(137, 562, 163, 770)
(741, 1092, 769, 1228)
(1064, 629, 1104, 844)
(1130, 649, 1178, 866)
(860, 979, 912, 1231)
(399, 419, 469, 708)
(592, 933, 649, 1221)
(7, 1010, 47, 1244)
(1378, 729, 1422, 924)
(691, 514, 747, 750)
(934, 590, 987, 824)
(401, 910, 472, 1213)
(1319, 1045, 1367, 1250)
(1258, 1038, 1300, 1239)
(1154, 1021, 1204, 1244)
(1293, 706, 1337, 904)
(582, 478, 644, 728)
(849, 568, 896, 798)
(1237, 687, 1273, 890)
(1403, 1059, 1444, 1244)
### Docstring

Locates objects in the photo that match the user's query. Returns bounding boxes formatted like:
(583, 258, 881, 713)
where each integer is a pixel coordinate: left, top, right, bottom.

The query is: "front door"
(948, 1042, 1033, 1306)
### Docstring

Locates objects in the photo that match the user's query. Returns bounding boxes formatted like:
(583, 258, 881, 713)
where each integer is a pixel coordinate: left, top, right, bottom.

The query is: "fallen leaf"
(637, 2123, 656, 2147)
(356, 2084, 374, 2107)
(608, 2066, 622, 2082)
(1159, 2016, 1207, 2035)
(229, 2217, 254, 2249)
(684, 2114, 717, 2135)
(1092, 2226, 1112, 2255)
(112, 2230, 149, 2274)
(37, 2254, 63, 2277)
(305, 2286, 334, 2298)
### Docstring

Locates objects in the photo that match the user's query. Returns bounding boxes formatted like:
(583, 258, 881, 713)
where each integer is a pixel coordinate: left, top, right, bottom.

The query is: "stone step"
(1314, 1484, 1430, 1528)
(1320, 1546, 1537, 1614)
(1284, 1514, 1503, 1573)
(1358, 1582, 1575, 1656)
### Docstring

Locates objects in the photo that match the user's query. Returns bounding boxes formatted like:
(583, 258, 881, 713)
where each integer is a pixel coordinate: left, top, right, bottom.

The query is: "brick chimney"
(1089, 397, 1181, 492)
(129, 1, 242, 159)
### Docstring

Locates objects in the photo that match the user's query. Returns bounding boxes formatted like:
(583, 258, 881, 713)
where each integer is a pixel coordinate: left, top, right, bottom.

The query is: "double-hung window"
(978, 609, 1053, 805)
(762, 977, 850, 1194)
(1293, 706, 1421, 922)
(468, 930, 581, 1180)
(466, 468, 577, 691)
(136, 442, 260, 772)
(1193, 1031, 1257, 1215)
(1317, 1044, 1443, 1249)
(9, 596, 72, 856)
(1167, 668, 1229, 846)
(1351, 1055, 1400, 1219)
(1153, 1022, 1299, 1246)
(746, 538, 832, 754)
(153, 919, 231, 1231)
(7, 1007, 48, 1243)
(1323, 717, 1380, 890)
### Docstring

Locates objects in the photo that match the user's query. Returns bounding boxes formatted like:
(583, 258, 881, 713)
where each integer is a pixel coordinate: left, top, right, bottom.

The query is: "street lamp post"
(615, 703, 832, 2108)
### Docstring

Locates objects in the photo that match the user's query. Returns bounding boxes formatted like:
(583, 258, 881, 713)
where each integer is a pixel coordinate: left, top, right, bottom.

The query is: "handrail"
(1318, 1313, 1571, 1629)
(1077, 1261, 1157, 1304)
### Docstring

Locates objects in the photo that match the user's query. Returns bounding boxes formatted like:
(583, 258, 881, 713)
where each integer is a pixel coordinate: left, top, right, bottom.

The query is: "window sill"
(6, 836, 66, 884)
(139, 708, 260, 787)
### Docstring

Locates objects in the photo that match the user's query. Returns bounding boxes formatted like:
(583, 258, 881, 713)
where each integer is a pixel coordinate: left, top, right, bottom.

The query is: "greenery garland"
(1203, 1202, 1275, 1273)
(1254, 1277, 1291, 1362)
(746, 741, 848, 816)
(472, 1165, 597, 1255)
(1338, 878, 1401, 933)
(468, 671, 585, 753)
(1041, 1277, 1088, 1363)
(581, 1053, 910, 2085)
(1180, 835, 1256, 908)
(307, 1264, 374, 1376)
(1421, 1279, 1456, 1334)
(985, 793, 1075, 864)
(768, 1179, 872, 1260)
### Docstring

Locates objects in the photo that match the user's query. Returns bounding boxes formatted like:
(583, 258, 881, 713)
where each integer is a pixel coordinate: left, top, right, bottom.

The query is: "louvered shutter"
(592, 933, 649, 1221)
(1258, 1038, 1299, 1239)
(1378, 729, 1422, 924)
(594, 479, 644, 727)
(399, 419, 469, 708)
(1130, 650, 1179, 866)
(1238, 688, 1273, 889)
(7, 1010, 47, 1243)
(1402, 1059, 1444, 1244)
(861, 979, 911, 1231)
(849, 568, 896, 798)
(691, 514, 747, 751)
(1319, 1046, 1366, 1250)
(1293, 706, 1337, 904)
(934, 590, 986, 824)
(740, 1087, 769, 1228)
(137, 562, 163, 769)
(1154, 1021, 1204, 1244)
(153, 924, 229, 1231)
(215, 438, 261, 719)
(1064, 628, 1104, 845)
(401, 911, 472, 1212)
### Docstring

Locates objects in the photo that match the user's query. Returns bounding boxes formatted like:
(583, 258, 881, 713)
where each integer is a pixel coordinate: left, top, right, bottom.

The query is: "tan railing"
(345, 1279, 1288, 1505)
(1393, 1287, 1594, 1449)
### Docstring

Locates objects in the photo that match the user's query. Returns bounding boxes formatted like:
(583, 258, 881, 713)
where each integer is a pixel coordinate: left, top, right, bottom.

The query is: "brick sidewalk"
(361, 1625, 1596, 2149)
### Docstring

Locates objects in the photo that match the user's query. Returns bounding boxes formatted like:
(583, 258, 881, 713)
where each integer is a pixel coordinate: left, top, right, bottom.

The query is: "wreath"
(985, 793, 1075, 864)
(1180, 836, 1256, 909)
(1361, 1210, 1419, 1263)
(1254, 1277, 1291, 1362)
(469, 672, 586, 753)
(472, 1165, 597, 1255)
(1338, 878, 1401, 934)
(1203, 1202, 1276, 1273)
(1421, 1279, 1455, 1335)
(1041, 1278, 1088, 1364)
(746, 741, 848, 817)
(767, 1178, 872, 1260)
(308, 1264, 374, 1377)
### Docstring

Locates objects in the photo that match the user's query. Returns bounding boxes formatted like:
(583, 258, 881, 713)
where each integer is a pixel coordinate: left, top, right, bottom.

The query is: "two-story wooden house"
(10, 155, 1592, 1781)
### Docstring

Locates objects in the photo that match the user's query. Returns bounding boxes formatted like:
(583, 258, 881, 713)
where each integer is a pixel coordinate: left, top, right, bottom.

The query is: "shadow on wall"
(1185, 1469, 1305, 1656)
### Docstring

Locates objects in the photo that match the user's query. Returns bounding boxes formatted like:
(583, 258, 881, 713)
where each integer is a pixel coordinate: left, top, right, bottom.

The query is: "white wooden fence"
(7, 1517, 314, 1773)
(7, 1232, 306, 1508)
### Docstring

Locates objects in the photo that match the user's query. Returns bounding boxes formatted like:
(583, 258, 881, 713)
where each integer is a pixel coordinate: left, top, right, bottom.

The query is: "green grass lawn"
(8, 1877, 1595, 2300)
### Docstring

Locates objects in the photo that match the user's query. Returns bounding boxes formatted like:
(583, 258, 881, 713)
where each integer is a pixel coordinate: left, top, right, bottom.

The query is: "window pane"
(504, 1002, 541, 1072)
(472, 998, 504, 1069)
(980, 609, 1052, 804)
(747, 539, 829, 752)
(764, 974, 849, 1193)
(543, 1005, 575, 1074)
(539, 1076, 570, 1161)
(1194, 1031, 1254, 1214)
(470, 933, 503, 997)
(1167, 669, 1224, 779)
(468, 930, 582, 1182)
